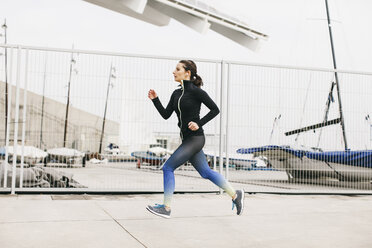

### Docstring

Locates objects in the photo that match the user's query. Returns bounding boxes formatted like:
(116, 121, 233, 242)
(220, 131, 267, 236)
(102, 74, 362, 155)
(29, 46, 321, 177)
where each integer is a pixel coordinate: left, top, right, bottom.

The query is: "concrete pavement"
(1, 193, 372, 248)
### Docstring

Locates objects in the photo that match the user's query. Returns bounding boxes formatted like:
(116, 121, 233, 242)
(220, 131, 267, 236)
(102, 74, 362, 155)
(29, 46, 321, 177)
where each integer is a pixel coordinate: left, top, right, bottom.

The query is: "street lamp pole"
(63, 48, 77, 147)
(2, 19, 8, 143)
(99, 63, 115, 153)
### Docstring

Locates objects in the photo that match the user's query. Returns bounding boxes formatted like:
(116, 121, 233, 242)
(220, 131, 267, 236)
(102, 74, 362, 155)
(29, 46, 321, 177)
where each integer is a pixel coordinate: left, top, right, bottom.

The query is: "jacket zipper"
(178, 80, 185, 140)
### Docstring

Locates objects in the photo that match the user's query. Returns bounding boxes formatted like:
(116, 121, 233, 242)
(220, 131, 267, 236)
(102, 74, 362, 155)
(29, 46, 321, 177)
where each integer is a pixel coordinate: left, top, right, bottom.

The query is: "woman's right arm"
(149, 89, 174, 119)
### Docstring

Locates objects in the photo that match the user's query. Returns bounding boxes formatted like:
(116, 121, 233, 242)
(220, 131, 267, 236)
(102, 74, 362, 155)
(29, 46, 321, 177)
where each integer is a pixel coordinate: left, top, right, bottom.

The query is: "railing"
(1, 44, 372, 194)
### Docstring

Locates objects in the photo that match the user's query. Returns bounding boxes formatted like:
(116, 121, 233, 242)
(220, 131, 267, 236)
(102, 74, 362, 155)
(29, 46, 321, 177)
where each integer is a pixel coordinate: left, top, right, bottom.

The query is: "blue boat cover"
(236, 145, 372, 168)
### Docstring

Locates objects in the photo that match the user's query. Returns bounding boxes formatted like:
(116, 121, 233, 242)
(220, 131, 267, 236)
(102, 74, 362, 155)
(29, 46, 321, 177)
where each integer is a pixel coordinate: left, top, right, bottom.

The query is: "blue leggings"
(162, 135, 235, 207)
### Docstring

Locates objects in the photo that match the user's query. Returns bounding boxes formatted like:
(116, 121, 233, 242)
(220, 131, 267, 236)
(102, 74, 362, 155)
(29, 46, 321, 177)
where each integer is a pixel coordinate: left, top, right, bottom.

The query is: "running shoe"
(146, 204, 171, 219)
(232, 189, 245, 215)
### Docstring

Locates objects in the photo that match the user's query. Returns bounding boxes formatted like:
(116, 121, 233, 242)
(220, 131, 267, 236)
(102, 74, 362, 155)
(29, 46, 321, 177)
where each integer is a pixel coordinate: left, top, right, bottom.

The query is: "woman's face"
(173, 63, 190, 82)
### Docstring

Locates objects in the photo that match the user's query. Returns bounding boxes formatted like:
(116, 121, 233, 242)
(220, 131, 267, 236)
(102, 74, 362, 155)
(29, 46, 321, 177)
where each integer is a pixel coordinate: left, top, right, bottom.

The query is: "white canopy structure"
(83, 0, 268, 50)
(47, 148, 85, 157)
(6, 146, 48, 159)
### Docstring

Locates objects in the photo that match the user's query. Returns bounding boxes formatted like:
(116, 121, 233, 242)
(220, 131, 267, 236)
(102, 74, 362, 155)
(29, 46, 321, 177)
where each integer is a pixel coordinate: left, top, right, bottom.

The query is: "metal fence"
(1, 44, 372, 194)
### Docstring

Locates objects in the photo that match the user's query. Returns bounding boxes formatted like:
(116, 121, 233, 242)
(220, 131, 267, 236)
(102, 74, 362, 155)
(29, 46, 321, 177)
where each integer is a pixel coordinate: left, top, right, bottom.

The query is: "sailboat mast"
(63, 50, 74, 147)
(39, 54, 47, 149)
(99, 63, 113, 154)
(325, 0, 348, 150)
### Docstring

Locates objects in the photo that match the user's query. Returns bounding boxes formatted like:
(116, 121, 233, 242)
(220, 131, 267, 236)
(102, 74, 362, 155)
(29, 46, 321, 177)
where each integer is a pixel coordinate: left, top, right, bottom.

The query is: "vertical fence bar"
(213, 62, 219, 171)
(3, 48, 13, 188)
(225, 63, 231, 181)
(219, 61, 225, 194)
(11, 46, 21, 194)
(19, 49, 28, 189)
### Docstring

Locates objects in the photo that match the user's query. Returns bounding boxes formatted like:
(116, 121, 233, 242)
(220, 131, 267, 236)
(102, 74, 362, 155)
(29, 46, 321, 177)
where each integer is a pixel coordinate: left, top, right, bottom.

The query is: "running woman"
(146, 60, 244, 219)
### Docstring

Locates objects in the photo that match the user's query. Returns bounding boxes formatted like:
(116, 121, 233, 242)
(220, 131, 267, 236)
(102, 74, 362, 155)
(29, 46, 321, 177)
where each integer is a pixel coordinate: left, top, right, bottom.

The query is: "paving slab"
(116, 194, 372, 248)
(0, 220, 143, 248)
(0, 193, 372, 248)
(0, 199, 109, 223)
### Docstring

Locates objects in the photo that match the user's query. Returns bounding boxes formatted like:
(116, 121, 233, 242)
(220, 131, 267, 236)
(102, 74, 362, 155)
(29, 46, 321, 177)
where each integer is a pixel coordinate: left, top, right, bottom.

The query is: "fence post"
(11, 46, 22, 194)
(3, 48, 13, 188)
(225, 63, 231, 181)
(213, 62, 219, 171)
(19, 49, 29, 189)
(218, 61, 225, 194)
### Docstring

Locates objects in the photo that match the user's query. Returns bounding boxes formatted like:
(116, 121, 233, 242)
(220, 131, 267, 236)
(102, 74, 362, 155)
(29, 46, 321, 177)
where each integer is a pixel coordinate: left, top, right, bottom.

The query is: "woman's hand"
(148, 89, 157, 100)
(188, 121, 199, 131)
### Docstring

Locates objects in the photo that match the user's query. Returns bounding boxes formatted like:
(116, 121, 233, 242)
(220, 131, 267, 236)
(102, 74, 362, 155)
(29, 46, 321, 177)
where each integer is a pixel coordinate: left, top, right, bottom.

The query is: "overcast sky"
(1, 0, 372, 72)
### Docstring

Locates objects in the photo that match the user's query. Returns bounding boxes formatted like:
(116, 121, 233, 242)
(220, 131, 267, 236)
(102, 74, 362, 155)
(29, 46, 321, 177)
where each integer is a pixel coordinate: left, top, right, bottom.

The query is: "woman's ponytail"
(193, 74, 203, 87)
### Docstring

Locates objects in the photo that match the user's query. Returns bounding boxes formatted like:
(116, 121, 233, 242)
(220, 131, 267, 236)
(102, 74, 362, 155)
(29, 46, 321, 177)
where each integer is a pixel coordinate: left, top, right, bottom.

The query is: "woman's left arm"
(197, 89, 220, 127)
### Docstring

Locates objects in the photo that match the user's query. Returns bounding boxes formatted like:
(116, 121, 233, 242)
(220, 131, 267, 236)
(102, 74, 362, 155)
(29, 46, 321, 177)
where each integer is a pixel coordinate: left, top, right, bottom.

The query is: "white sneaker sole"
(146, 206, 171, 219)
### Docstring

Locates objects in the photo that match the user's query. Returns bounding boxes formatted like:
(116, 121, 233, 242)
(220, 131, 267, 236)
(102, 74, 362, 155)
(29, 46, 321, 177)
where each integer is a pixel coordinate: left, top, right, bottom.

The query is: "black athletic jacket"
(152, 80, 220, 140)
